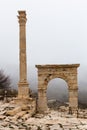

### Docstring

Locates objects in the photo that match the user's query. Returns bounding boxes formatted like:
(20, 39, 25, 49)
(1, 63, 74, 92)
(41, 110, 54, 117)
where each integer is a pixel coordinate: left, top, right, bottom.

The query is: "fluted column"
(17, 11, 29, 99)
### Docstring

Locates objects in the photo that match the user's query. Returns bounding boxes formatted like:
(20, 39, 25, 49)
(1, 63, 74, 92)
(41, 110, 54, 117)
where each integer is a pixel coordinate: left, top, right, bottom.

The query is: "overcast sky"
(0, 0, 87, 74)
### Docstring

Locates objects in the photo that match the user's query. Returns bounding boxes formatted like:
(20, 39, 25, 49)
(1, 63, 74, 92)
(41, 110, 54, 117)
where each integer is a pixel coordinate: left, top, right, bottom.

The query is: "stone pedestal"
(18, 82, 29, 99)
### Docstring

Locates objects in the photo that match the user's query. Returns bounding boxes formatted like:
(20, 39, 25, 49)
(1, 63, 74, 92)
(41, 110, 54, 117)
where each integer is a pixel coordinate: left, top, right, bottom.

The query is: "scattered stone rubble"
(0, 101, 87, 130)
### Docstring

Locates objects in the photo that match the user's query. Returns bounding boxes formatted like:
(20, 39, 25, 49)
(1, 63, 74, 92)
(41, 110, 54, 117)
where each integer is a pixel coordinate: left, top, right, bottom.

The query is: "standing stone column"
(18, 11, 29, 99)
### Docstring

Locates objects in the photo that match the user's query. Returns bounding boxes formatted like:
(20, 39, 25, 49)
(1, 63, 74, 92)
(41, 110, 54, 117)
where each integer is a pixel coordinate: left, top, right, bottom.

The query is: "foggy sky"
(0, 0, 87, 80)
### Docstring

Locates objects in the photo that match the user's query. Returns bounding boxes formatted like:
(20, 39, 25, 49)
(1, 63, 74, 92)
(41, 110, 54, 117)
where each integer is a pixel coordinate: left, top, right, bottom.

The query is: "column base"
(13, 97, 36, 105)
(18, 82, 30, 98)
(68, 106, 78, 117)
(37, 101, 48, 114)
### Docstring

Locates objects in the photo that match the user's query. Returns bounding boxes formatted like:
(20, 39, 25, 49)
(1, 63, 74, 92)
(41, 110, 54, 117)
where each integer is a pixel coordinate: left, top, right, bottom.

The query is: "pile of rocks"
(78, 108, 87, 119)
(0, 101, 87, 130)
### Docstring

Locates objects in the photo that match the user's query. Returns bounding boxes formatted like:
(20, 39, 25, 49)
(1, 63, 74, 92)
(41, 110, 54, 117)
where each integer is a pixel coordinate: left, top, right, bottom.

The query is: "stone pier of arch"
(36, 64, 80, 116)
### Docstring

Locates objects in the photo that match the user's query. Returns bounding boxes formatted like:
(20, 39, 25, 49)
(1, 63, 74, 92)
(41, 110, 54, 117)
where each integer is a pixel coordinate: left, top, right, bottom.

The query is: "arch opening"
(46, 78, 69, 110)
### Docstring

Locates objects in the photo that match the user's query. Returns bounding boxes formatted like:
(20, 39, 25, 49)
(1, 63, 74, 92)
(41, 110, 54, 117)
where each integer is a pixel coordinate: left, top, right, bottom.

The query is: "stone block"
(6, 106, 21, 116)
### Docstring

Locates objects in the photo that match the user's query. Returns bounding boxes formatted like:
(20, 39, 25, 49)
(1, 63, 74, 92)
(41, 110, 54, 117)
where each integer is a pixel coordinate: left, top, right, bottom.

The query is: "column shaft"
(19, 24, 27, 82)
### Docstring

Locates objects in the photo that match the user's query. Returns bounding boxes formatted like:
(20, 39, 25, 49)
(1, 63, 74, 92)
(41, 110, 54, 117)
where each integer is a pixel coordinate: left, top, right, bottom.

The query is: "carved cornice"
(36, 64, 80, 69)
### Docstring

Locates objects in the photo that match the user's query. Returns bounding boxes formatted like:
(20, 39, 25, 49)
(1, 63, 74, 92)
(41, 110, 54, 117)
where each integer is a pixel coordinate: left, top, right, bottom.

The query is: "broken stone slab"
(80, 119, 87, 125)
(6, 106, 21, 116)
(40, 125, 49, 130)
(34, 113, 44, 118)
(0, 115, 6, 120)
(77, 124, 87, 129)
(84, 116, 87, 119)
(16, 111, 27, 119)
(12, 111, 26, 121)
(8, 123, 19, 129)
(0, 103, 10, 108)
(21, 105, 30, 111)
(17, 129, 26, 130)
(10, 115, 19, 121)
(25, 118, 43, 125)
(49, 124, 63, 130)
(0, 128, 11, 130)
(0, 108, 5, 111)
(4, 116, 15, 122)
(63, 124, 77, 129)
(29, 125, 38, 130)
(0, 121, 9, 127)
(22, 113, 31, 121)
(0, 110, 6, 115)
(18, 124, 26, 129)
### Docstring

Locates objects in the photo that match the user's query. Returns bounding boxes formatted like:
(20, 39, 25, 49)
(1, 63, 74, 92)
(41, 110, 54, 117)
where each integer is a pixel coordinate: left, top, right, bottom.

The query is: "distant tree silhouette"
(0, 70, 11, 90)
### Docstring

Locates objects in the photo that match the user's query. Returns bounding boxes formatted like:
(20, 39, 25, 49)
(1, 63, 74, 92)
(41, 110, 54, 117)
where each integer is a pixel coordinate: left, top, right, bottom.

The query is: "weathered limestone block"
(0, 115, 6, 120)
(22, 114, 31, 120)
(49, 124, 63, 130)
(21, 104, 30, 111)
(6, 106, 21, 116)
(16, 111, 26, 119)
(18, 85, 29, 99)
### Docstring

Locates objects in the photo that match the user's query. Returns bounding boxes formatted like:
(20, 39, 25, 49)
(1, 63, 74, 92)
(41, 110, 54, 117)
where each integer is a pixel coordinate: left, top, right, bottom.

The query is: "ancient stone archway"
(36, 64, 80, 115)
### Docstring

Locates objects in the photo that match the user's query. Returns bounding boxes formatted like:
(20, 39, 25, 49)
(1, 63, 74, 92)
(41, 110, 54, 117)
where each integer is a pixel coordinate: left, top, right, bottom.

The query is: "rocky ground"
(0, 101, 87, 130)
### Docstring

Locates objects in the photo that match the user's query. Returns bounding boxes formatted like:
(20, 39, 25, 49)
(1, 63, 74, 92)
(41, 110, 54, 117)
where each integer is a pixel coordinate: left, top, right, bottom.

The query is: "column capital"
(18, 11, 27, 25)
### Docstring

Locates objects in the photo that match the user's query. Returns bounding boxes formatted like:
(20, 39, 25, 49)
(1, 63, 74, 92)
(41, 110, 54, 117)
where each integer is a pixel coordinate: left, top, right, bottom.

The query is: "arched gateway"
(36, 64, 80, 115)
